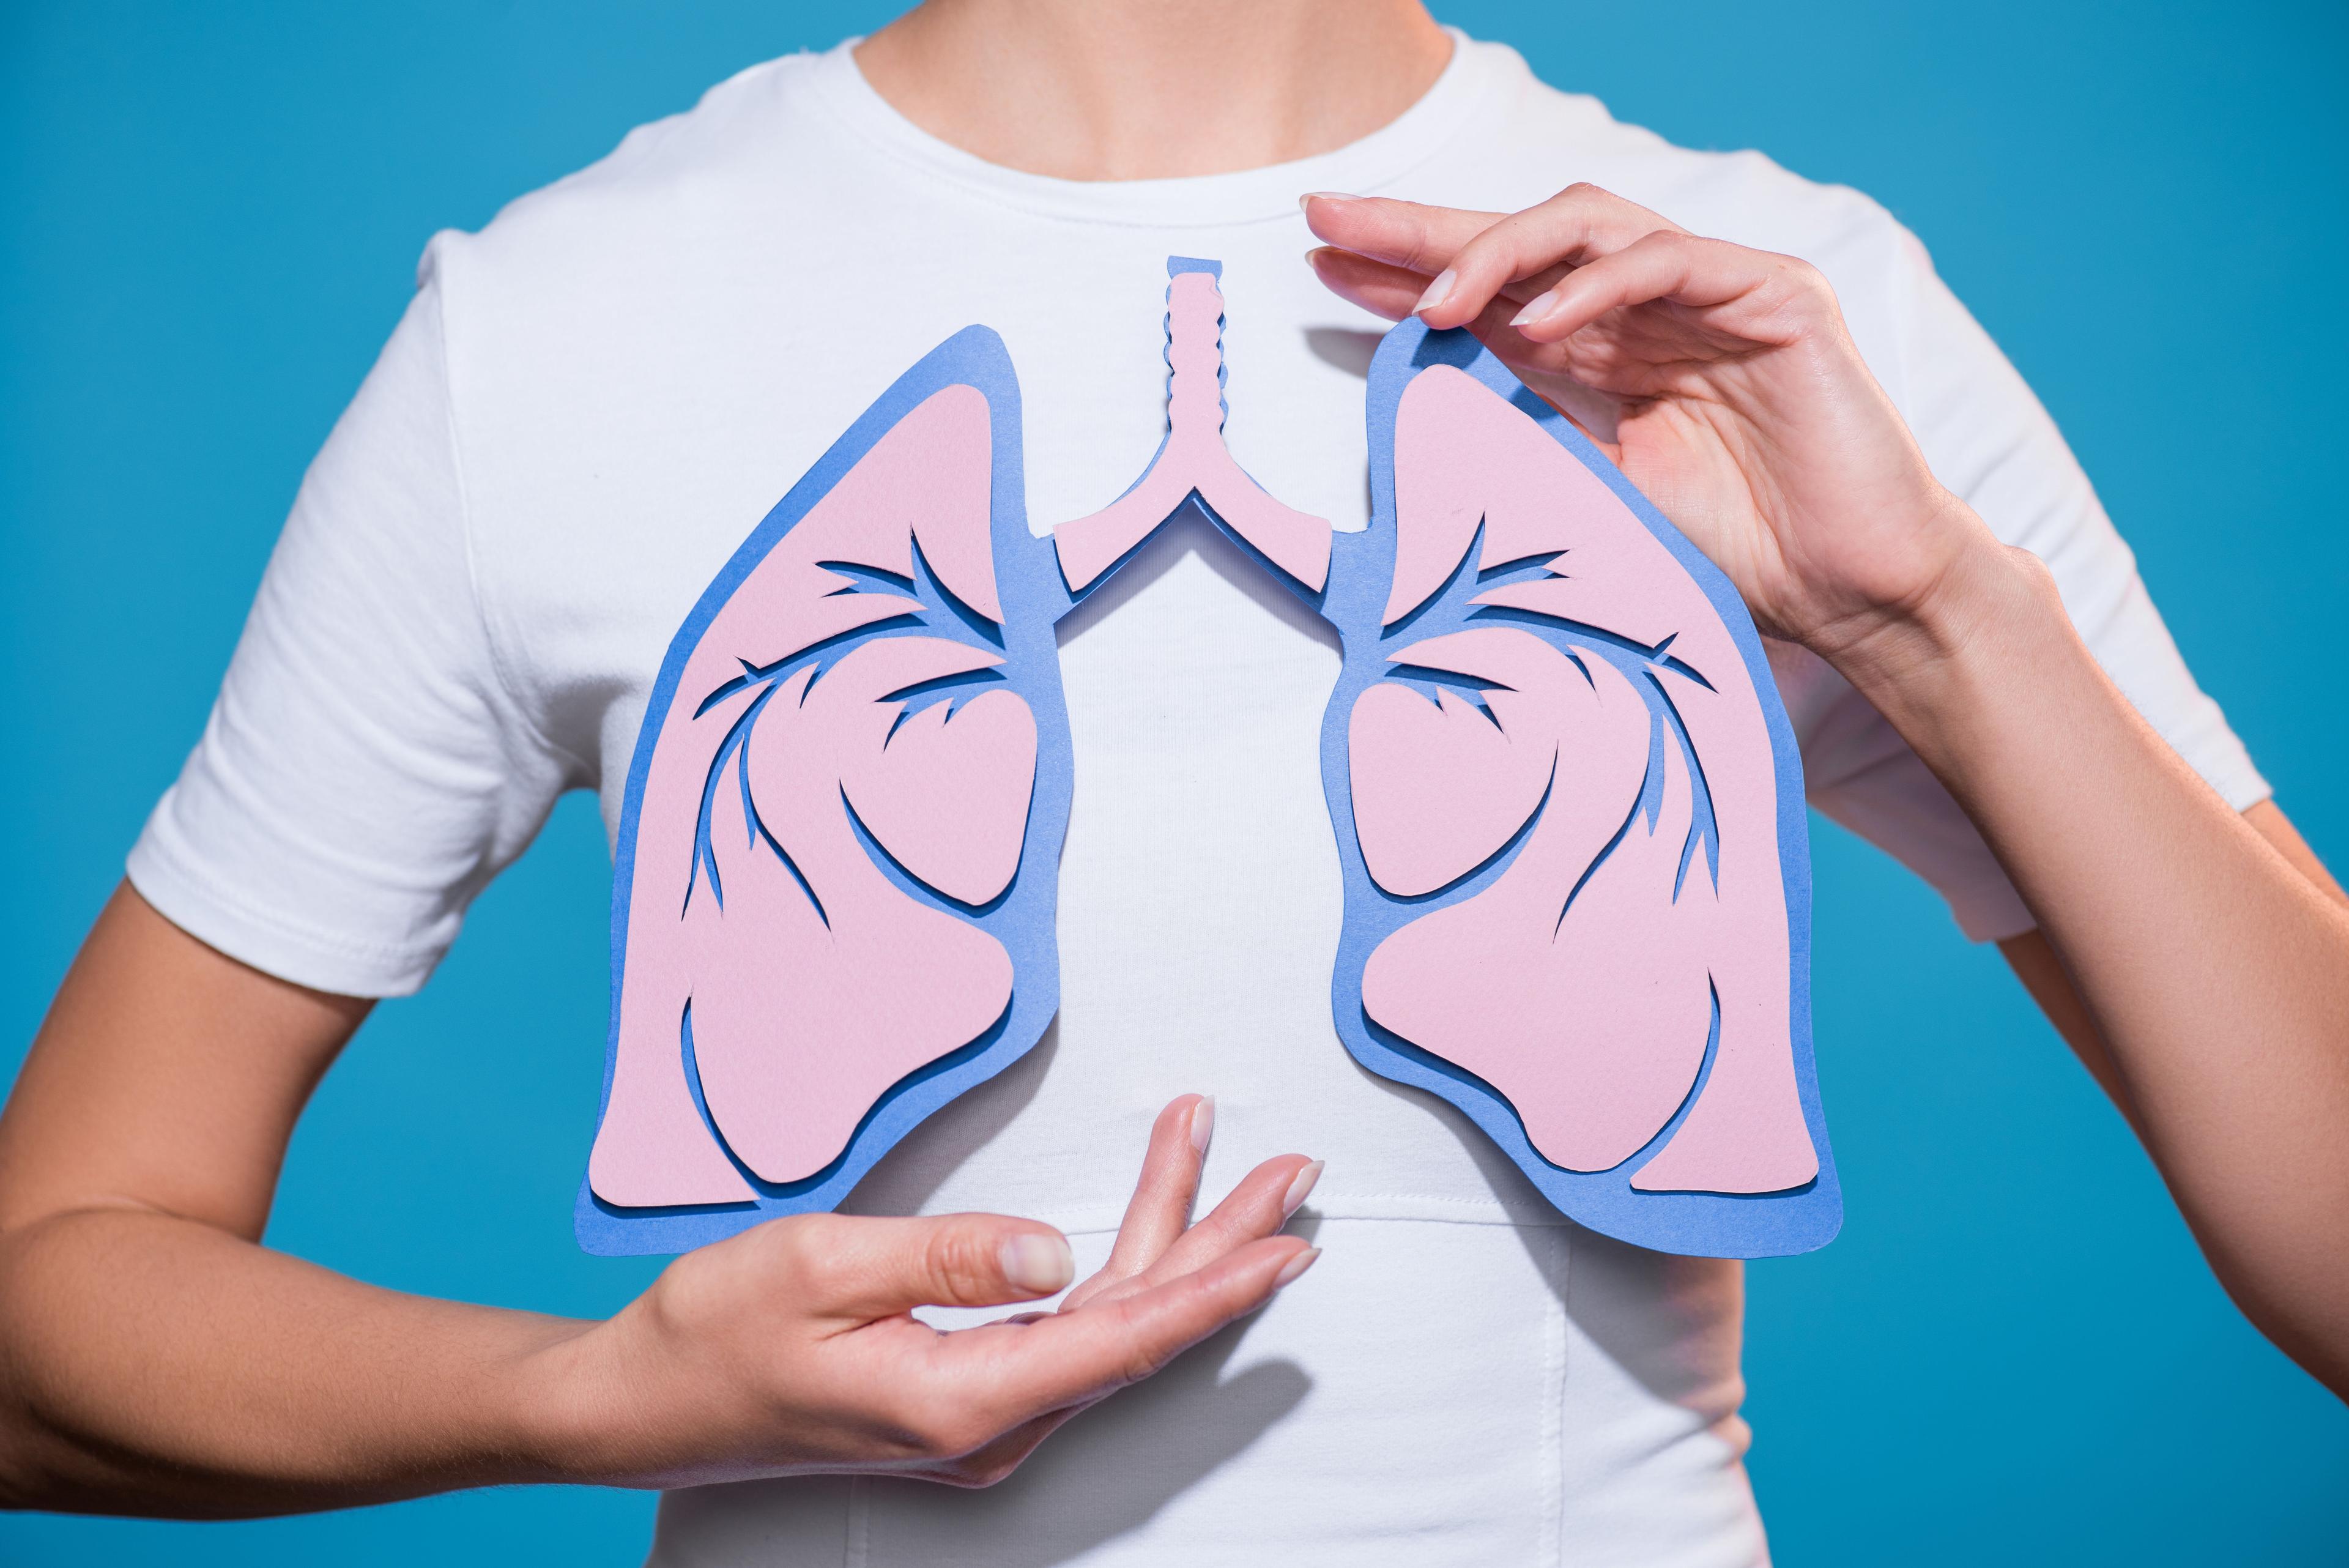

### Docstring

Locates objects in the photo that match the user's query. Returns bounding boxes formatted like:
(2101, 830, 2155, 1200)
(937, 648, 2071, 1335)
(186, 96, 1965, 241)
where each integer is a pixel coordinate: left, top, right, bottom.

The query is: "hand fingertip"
(1412, 267, 1457, 319)
(1272, 1246, 1321, 1289)
(1280, 1159, 1324, 1217)
(1189, 1096, 1216, 1158)
(1508, 289, 1564, 333)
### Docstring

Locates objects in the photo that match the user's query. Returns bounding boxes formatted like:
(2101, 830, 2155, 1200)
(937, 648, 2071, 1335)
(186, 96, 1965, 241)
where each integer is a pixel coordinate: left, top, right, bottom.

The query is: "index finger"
(1302, 193, 1507, 278)
(1408, 184, 1685, 331)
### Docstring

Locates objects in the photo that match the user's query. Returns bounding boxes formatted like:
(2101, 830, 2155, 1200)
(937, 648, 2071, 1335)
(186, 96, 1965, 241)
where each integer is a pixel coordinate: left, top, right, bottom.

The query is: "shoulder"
(1489, 46, 1905, 262)
(1441, 42, 1917, 350)
(415, 48, 843, 305)
(1428, 40, 1943, 414)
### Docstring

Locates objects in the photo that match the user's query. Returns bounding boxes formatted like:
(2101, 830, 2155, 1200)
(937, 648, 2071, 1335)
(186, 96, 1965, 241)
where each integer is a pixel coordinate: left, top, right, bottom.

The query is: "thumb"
(805, 1213, 1076, 1320)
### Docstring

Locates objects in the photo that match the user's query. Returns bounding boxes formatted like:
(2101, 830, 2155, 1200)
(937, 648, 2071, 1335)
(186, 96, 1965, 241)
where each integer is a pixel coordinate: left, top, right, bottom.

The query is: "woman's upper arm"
(1885, 222, 2269, 810)
(1802, 219, 2275, 942)
(127, 247, 577, 1007)
(0, 884, 370, 1243)
(2243, 799, 2347, 907)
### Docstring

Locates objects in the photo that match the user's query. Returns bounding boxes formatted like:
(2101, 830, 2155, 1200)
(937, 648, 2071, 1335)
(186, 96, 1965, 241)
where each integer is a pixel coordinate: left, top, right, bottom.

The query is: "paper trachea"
(1050, 264, 1332, 594)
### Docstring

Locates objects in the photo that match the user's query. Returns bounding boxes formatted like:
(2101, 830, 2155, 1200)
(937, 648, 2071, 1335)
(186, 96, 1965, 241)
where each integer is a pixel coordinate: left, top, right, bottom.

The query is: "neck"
(854, 0, 1452, 180)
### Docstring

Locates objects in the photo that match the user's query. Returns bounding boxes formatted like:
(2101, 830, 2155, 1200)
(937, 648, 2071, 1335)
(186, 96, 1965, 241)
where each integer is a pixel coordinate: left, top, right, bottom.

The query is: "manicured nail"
(1000, 1233, 1075, 1295)
(1282, 1159, 1325, 1217)
(1509, 289, 1562, 329)
(1272, 1247, 1323, 1288)
(1299, 190, 1357, 212)
(1189, 1096, 1217, 1157)
(1414, 268, 1455, 316)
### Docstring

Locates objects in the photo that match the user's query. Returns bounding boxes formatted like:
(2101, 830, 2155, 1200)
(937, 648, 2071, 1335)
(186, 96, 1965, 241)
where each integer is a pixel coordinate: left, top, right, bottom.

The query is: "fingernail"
(1273, 1247, 1322, 1288)
(1299, 190, 1357, 212)
(1414, 268, 1455, 316)
(1000, 1233, 1075, 1295)
(1189, 1096, 1216, 1157)
(1282, 1159, 1325, 1217)
(1509, 289, 1562, 329)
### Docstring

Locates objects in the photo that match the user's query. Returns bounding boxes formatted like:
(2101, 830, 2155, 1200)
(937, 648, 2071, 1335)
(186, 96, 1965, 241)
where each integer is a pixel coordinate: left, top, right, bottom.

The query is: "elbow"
(2196, 1228, 2349, 1405)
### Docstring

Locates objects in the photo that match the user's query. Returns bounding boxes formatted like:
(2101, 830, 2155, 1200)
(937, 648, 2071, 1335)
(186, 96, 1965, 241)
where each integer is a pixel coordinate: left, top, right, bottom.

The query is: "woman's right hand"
(536, 1095, 1321, 1490)
(1304, 186, 2005, 683)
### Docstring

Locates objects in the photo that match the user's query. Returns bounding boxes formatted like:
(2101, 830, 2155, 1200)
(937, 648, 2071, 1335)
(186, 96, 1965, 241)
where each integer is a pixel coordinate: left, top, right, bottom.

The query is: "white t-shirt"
(127, 32, 2267, 1568)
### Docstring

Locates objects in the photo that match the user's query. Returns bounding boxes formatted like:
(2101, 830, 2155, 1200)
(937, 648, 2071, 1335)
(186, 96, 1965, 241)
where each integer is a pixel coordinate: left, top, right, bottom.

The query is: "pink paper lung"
(1354, 366, 1817, 1194)
(588, 387, 1037, 1206)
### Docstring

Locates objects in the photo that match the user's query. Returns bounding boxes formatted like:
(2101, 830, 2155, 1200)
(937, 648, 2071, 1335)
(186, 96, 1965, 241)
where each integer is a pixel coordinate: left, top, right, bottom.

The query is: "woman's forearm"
(1839, 535, 2349, 1391)
(0, 1205, 587, 1516)
(0, 894, 1320, 1516)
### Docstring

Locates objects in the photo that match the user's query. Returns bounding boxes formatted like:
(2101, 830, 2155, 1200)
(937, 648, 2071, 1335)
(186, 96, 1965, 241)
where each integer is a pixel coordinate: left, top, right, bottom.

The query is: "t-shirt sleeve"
(126, 244, 579, 997)
(1803, 221, 2269, 943)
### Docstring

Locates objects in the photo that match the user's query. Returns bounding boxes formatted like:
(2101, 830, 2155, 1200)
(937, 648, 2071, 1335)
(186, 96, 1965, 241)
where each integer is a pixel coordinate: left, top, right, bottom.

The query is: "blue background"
(2, 1, 2342, 1561)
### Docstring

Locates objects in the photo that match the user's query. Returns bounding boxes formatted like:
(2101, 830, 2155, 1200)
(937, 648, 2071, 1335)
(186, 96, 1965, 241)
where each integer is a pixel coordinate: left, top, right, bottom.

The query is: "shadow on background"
(2, 1, 2343, 1563)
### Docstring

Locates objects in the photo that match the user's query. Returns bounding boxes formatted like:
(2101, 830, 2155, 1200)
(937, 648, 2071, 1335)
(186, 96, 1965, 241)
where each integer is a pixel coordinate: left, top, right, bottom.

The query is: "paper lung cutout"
(1324, 331, 1839, 1256)
(579, 332, 1074, 1255)
(579, 258, 1838, 1259)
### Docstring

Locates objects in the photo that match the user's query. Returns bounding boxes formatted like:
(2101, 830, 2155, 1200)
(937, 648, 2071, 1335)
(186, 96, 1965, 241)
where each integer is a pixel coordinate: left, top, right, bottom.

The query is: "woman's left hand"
(1304, 185, 2002, 675)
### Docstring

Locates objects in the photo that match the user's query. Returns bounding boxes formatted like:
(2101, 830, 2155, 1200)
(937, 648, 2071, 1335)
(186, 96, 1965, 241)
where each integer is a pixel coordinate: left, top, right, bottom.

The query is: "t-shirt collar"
(801, 26, 1514, 229)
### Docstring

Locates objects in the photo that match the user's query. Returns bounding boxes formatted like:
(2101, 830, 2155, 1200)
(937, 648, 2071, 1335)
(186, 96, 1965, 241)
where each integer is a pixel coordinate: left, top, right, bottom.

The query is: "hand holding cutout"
(1306, 185, 2002, 672)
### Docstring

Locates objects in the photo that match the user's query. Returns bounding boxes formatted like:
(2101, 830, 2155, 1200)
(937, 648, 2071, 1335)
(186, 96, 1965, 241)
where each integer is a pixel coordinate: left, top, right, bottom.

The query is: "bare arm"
(0, 886, 1318, 1515)
(1307, 185, 2349, 1397)
(2003, 802, 2347, 1118)
(1982, 784, 2349, 1391)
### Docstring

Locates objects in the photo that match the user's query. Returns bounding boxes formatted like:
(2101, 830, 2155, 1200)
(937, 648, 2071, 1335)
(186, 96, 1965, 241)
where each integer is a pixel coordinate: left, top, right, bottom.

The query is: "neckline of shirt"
(795, 28, 1522, 230)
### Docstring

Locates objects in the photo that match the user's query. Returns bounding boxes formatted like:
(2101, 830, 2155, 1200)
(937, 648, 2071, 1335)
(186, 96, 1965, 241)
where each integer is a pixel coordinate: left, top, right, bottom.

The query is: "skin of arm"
(2003, 803, 2347, 1121)
(1305, 187, 2349, 1397)
(0, 888, 1321, 1512)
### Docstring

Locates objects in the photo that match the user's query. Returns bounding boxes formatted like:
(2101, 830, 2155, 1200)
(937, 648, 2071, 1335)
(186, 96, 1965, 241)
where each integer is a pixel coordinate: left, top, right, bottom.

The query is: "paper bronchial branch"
(581, 256, 1837, 1261)
(1052, 261, 1332, 594)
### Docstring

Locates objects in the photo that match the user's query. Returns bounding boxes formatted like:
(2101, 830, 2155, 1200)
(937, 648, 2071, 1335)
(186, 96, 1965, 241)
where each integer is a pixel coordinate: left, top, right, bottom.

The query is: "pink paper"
(1358, 634, 1710, 1171)
(1349, 666, 1556, 899)
(587, 385, 1028, 1206)
(1054, 270, 1332, 593)
(691, 640, 1022, 1184)
(1359, 367, 1818, 1192)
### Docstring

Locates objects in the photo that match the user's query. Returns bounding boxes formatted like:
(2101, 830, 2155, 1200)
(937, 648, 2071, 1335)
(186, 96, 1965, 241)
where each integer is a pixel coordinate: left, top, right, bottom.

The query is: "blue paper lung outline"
(574, 327, 1075, 1257)
(1313, 320, 1842, 1258)
(578, 281, 1839, 1260)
